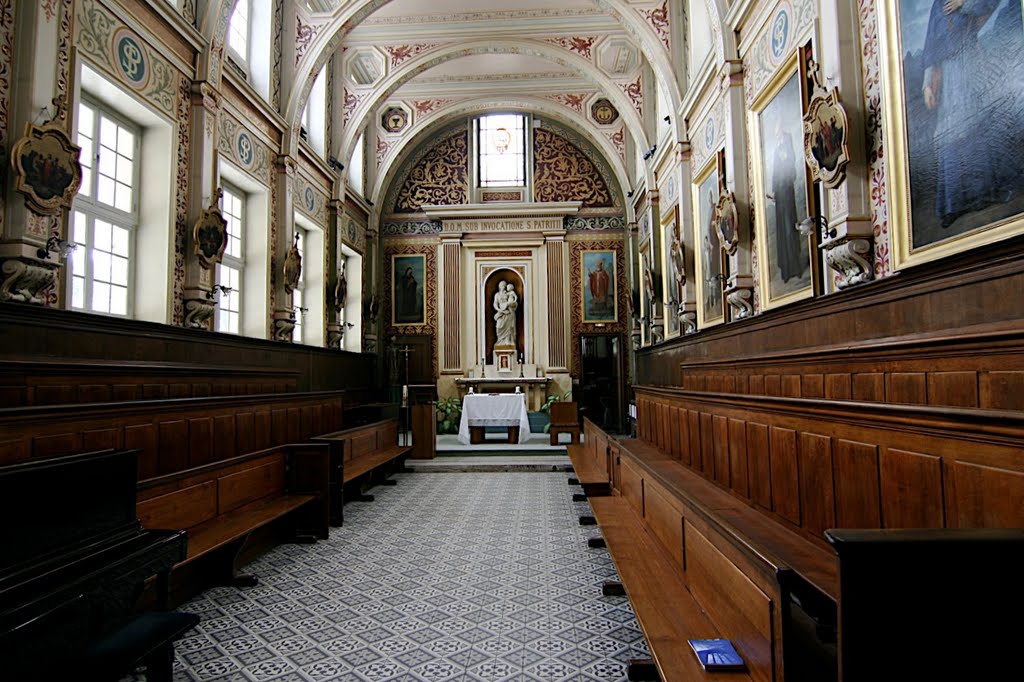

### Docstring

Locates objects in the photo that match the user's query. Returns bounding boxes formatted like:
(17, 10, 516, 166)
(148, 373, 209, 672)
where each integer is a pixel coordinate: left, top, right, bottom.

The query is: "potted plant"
(434, 396, 463, 435)
(536, 390, 572, 433)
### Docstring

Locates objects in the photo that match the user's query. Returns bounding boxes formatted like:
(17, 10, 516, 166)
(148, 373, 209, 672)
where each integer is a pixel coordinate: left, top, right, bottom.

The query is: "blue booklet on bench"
(688, 639, 746, 671)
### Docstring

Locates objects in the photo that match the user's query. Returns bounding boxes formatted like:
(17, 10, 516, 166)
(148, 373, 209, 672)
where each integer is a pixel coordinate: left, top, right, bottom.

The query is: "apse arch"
(336, 40, 648, 174)
(368, 99, 636, 226)
(369, 97, 632, 210)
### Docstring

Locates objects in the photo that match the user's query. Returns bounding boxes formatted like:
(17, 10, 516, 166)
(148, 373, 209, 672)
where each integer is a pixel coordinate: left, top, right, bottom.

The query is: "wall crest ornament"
(192, 188, 228, 269)
(802, 58, 850, 189)
(10, 98, 82, 216)
(283, 232, 302, 294)
(714, 191, 739, 256)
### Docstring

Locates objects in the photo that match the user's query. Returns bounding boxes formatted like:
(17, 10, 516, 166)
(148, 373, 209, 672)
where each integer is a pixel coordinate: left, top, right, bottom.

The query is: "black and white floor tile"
(130, 472, 649, 681)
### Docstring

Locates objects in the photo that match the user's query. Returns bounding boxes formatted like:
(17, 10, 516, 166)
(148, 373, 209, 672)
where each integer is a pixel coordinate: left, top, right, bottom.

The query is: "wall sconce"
(206, 284, 233, 301)
(626, 190, 634, 198)
(797, 215, 835, 241)
(328, 157, 345, 172)
(706, 273, 726, 284)
(292, 306, 309, 320)
(663, 115, 671, 124)
(37, 236, 77, 261)
(345, 322, 355, 329)
(642, 145, 657, 161)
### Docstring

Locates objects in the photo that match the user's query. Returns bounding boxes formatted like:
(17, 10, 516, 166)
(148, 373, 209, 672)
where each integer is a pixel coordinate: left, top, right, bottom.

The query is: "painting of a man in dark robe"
(759, 73, 811, 302)
(392, 255, 425, 325)
(900, 0, 1024, 246)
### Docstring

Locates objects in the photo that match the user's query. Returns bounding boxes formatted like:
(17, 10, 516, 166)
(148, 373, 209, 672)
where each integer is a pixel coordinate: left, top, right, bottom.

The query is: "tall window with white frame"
(227, 0, 251, 69)
(69, 99, 140, 317)
(216, 185, 245, 334)
(292, 228, 306, 343)
(478, 113, 526, 187)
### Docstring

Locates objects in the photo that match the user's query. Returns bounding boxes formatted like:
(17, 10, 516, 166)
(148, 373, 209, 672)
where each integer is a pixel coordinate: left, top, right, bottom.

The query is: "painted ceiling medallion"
(590, 98, 619, 126)
(382, 105, 410, 133)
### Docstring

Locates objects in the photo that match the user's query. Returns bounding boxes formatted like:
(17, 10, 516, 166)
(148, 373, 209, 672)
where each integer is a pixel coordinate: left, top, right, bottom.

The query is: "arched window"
(477, 114, 526, 187)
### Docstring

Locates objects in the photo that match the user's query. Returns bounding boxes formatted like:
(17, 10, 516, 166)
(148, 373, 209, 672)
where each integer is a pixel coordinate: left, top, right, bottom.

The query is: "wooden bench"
(566, 417, 615, 496)
(548, 401, 581, 445)
(137, 443, 329, 597)
(312, 418, 412, 525)
(588, 495, 753, 682)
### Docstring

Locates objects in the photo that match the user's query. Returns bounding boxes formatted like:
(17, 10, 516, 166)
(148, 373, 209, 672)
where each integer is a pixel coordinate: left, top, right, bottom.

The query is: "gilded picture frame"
(193, 188, 228, 269)
(691, 159, 725, 329)
(660, 206, 683, 340)
(749, 52, 816, 311)
(581, 249, 618, 324)
(11, 119, 83, 216)
(878, 0, 1024, 271)
(392, 254, 426, 326)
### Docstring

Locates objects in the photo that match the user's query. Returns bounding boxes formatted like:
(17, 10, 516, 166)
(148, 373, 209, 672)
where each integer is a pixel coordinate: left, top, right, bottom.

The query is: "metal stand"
(399, 345, 412, 447)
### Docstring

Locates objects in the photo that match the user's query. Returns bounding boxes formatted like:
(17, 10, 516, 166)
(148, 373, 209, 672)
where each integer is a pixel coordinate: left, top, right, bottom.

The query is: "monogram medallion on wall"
(111, 27, 149, 90)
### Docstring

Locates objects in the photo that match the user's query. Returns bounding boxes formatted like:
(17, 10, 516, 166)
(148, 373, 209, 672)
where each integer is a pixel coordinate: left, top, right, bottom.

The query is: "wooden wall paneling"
(143, 384, 169, 400)
(764, 375, 781, 397)
(168, 383, 189, 399)
(271, 409, 288, 445)
(728, 418, 749, 499)
(236, 412, 254, 455)
(699, 412, 714, 477)
(833, 440, 881, 528)
(125, 424, 158, 479)
(254, 410, 272, 451)
(781, 374, 801, 398)
(620, 455, 644, 517)
(712, 415, 730, 487)
(749, 375, 765, 395)
(83, 428, 119, 452)
(801, 374, 824, 399)
(769, 427, 800, 525)
(798, 433, 836, 538)
(33, 433, 81, 458)
(287, 407, 302, 443)
(951, 461, 1024, 527)
(880, 449, 945, 528)
(644, 478, 685, 569)
(887, 372, 927, 405)
(79, 384, 113, 403)
(686, 409, 699, 466)
(980, 371, 1024, 410)
(852, 373, 884, 402)
(747, 423, 772, 510)
(113, 384, 139, 401)
(214, 414, 237, 461)
(927, 371, 978, 408)
(824, 373, 851, 400)
(35, 384, 74, 405)
(683, 522, 774, 682)
(189, 417, 213, 467)
(669, 406, 682, 460)
(158, 420, 189, 474)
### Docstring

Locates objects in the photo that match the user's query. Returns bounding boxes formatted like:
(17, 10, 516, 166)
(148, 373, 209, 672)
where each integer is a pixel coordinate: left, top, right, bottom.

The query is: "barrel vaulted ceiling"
(198, 0, 724, 211)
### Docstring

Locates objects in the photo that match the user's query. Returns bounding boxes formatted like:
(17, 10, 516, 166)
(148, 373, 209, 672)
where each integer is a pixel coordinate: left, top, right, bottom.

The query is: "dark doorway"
(578, 334, 623, 433)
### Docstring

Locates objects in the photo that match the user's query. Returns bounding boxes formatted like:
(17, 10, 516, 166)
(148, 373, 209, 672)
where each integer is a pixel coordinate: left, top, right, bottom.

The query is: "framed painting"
(879, 0, 1024, 269)
(691, 160, 724, 329)
(581, 250, 617, 323)
(750, 53, 815, 310)
(661, 206, 683, 339)
(392, 254, 426, 325)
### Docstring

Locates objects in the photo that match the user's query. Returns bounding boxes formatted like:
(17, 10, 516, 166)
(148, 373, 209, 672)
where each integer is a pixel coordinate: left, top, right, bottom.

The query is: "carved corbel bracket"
(724, 274, 754, 320)
(184, 296, 216, 329)
(824, 237, 873, 289)
(273, 310, 296, 342)
(0, 258, 58, 305)
(327, 323, 344, 349)
(678, 302, 697, 335)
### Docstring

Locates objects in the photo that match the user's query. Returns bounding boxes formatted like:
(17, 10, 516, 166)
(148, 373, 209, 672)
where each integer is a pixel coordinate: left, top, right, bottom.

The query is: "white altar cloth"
(458, 393, 531, 444)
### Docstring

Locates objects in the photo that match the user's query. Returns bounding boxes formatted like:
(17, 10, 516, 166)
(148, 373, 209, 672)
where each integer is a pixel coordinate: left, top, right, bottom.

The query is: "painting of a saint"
(756, 70, 812, 306)
(581, 250, 617, 323)
(694, 169, 723, 326)
(890, 0, 1024, 258)
(392, 254, 425, 325)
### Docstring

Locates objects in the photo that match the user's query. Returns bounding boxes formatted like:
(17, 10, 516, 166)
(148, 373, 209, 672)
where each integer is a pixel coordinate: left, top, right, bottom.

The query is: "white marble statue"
(493, 280, 518, 347)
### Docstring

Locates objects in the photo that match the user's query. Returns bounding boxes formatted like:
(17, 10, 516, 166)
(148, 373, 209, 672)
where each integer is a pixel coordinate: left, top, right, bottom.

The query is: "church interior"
(1, 0, 1023, 680)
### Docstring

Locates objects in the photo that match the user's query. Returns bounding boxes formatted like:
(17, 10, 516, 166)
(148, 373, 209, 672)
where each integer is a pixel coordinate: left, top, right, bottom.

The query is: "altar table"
(458, 393, 531, 445)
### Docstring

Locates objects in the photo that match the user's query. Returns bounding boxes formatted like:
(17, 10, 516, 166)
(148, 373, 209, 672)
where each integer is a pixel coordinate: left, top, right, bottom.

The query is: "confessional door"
(578, 334, 624, 433)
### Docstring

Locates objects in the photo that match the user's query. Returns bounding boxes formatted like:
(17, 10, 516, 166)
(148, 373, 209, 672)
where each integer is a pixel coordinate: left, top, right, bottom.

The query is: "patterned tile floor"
(130, 472, 648, 681)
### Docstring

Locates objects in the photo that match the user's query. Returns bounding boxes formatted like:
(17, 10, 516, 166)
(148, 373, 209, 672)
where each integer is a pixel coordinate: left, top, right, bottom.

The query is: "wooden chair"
(548, 401, 581, 445)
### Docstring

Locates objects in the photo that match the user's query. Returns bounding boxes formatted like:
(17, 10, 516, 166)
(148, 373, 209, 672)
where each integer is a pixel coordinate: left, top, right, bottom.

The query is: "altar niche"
(483, 269, 525, 366)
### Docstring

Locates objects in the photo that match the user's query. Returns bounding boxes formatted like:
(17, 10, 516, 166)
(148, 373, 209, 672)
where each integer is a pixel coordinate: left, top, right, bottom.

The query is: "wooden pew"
(136, 443, 330, 599)
(566, 419, 612, 496)
(312, 418, 412, 525)
(586, 419, 839, 682)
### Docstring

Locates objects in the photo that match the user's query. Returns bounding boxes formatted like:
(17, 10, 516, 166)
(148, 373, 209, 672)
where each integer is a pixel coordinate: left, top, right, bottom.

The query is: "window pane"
(92, 281, 111, 313)
(77, 104, 94, 136)
(111, 226, 130, 257)
(73, 211, 87, 243)
(97, 175, 115, 206)
(114, 182, 132, 212)
(478, 114, 526, 187)
(99, 116, 118, 149)
(94, 220, 112, 252)
(116, 156, 133, 184)
(80, 168, 92, 197)
(117, 127, 135, 158)
(71, 276, 85, 309)
(98, 146, 116, 177)
(93, 250, 112, 281)
(111, 255, 129, 286)
(110, 285, 127, 316)
(71, 243, 85, 274)
(78, 138, 93, 170)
